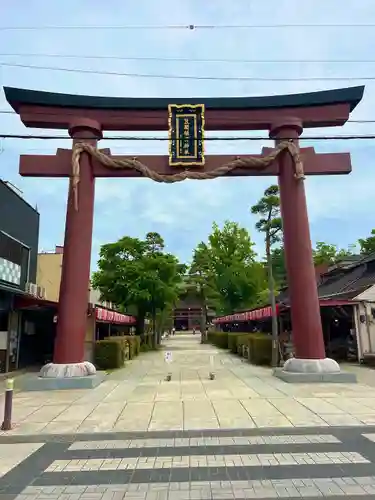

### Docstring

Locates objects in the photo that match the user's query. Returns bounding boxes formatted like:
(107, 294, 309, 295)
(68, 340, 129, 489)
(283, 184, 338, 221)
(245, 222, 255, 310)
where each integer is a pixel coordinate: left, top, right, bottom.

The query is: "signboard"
(168, 104, 205, 167)
(164, 351, 173, 363)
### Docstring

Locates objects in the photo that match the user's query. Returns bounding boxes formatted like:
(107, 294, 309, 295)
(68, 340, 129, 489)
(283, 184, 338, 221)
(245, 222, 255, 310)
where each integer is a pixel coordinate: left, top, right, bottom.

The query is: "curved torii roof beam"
(4, 85, 365, 131)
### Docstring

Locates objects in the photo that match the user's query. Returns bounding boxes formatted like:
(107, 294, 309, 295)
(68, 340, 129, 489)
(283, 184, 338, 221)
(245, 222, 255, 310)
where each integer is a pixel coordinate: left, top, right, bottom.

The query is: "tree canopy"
(189, 221, 267, 314)
(312, 242, 356, 266)
(250, 184, 282, 249)
(359, 229, 375, 255)
(91, 232, 186, 334)
(250, 184, 283, 305)
(91, 203, 375, 326)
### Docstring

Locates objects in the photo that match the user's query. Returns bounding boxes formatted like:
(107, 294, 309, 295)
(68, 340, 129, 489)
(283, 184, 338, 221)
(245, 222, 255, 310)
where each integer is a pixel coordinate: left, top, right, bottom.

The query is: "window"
(0, 231, 22, 265)
(0, 311, 8, 331)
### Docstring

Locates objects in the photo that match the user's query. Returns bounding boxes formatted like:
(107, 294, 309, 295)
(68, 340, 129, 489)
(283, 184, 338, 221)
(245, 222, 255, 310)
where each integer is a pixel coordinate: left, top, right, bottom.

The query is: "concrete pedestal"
(273, 357, 357, 384)
(19, 362, 106, 391)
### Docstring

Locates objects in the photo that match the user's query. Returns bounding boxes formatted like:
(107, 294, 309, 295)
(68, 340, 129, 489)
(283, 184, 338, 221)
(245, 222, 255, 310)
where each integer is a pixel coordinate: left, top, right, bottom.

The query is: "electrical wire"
(0, 23, 375, 30)
(1, 62, 375, 81)
(0, 52, 374, 64)
(1, 133, 375, 141)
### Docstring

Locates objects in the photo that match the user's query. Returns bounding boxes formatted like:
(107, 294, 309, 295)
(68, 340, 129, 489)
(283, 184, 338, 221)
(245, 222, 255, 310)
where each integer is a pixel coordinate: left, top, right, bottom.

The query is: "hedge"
(94, 333, 158, 369)
(103, 335, 141, 359)
(207, 331, 228, 349)
(127, 336, 141, 358)
(140, 333, 154, 352)
(94, 339, 124, 369)
(236, 333, 273, 365)
(248, 334, 273, 365)
(228, 332, 249, 353)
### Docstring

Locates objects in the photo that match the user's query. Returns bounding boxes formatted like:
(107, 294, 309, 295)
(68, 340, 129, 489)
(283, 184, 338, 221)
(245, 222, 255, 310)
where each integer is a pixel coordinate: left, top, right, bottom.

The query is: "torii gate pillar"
(270, 119, 348, 381)
(51, 119, 102, 373)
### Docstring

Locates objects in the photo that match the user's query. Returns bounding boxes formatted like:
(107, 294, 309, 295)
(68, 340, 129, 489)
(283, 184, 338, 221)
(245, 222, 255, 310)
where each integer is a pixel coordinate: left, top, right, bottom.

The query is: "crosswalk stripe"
(362, 433, 375, 442)
(68, 433, 340, 450)
(20, 477, 375, 498)
(45, 451, 368, 472)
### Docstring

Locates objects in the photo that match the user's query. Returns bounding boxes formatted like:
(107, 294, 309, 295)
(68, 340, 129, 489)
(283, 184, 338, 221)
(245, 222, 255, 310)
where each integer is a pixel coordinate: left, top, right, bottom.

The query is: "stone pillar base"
(19, 362, 106, 391)
(273, 357, 357, 383)
(39, 361, 96, 378)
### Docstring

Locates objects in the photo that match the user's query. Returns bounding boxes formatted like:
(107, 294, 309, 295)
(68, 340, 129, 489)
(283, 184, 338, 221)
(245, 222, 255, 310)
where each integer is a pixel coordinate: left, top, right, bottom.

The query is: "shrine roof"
(4, 85, 365, 113)
(279, 253, 375, 304)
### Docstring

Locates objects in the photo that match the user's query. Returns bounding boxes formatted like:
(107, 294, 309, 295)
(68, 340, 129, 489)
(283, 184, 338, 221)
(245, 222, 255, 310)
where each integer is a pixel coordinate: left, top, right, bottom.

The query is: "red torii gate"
(4, 85, 364, 386)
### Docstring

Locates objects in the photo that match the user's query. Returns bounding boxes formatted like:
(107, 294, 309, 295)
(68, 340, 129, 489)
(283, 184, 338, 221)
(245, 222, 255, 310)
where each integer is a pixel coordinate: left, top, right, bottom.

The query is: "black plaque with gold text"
(168, 104, 205, 167)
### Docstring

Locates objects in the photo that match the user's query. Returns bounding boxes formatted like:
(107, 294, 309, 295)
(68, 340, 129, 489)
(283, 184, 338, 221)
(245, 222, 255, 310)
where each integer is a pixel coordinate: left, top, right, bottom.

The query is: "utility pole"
(266, 235, 279, 367)
(152, 282, 156, 348)
(197, 278, 207, 343)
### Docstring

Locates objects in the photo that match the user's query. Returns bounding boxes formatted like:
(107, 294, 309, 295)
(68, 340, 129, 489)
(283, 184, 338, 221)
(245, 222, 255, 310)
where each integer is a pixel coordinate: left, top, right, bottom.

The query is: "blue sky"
(1, 0, 375, 269)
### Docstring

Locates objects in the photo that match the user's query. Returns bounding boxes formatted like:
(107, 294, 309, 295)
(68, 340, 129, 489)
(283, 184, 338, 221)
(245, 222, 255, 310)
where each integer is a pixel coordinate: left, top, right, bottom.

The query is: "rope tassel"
(71, 141, 305, 211)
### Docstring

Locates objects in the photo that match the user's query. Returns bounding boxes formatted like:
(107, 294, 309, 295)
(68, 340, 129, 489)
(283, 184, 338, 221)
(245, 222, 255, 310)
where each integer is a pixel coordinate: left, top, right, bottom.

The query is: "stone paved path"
(1, 335, 375, 498)
(2, 427, 375, 498)
(3, 334, 375, 435)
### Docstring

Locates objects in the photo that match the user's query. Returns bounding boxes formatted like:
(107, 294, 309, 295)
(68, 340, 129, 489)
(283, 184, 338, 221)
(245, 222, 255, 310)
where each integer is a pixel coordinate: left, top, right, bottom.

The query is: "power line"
(1, 52, 374, 65)
(1, 23, 375, 31)
(2, 62, 375, 81)
(2, 133, 375, 141)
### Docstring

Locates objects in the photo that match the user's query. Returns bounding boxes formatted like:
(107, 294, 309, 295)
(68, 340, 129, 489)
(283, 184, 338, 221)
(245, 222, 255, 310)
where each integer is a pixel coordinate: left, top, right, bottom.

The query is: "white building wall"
(89, 288, 113, 309)
(355, 284, 375, 302)
(353, 301, 375, 360)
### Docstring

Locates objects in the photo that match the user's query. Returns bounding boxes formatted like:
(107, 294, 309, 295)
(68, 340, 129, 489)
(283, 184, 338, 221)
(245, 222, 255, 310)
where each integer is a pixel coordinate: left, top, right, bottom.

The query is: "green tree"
(251, 185, 282, 247)
(187, 242, 221, 332)
(190, 221, 266, 314)
(251, 184, 283, 286)
(92, 232, 186, 337)
(359, 229, 375, 255)
(313, 241, 355, 266)
(270, 247, 287, 286)
(251, 184, 283, 367)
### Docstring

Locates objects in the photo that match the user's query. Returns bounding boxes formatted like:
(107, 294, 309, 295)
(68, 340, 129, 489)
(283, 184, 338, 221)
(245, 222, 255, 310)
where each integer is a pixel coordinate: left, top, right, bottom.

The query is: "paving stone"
(5, 337, 375, 498)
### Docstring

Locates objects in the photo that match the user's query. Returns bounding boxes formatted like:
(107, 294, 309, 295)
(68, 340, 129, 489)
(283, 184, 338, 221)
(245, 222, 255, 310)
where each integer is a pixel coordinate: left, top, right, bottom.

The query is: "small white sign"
(164, 351, 173, 363)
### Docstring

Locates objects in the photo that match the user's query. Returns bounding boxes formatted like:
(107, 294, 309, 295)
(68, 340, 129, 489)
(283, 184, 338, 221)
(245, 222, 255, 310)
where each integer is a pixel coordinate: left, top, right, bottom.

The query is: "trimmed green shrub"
(236, 334, 252, 354)
(94, 340, 124, 369)
(228, 333, 249, 353)
(248, 334, 272, 365)
(207, 331, 229, 349)
(130, 336, 140, 357)
(233, 333, 272, 365)
(104, 335, 140, 359)
(102, 336, 129, 359)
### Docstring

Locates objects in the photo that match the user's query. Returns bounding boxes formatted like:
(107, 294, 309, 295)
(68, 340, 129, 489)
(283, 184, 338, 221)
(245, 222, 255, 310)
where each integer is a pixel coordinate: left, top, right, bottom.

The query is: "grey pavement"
(1, 426, 375, 498)
(4, 335, 375, 436)
(1, 335, 375, 498)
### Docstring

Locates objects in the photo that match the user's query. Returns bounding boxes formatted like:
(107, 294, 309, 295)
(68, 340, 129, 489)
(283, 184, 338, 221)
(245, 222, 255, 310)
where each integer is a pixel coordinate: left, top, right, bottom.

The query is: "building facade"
(173, 277, 215, 330)
(36, 245, 135, 361)
(0, 180, 40, 372)
(36, 245, 64, 303)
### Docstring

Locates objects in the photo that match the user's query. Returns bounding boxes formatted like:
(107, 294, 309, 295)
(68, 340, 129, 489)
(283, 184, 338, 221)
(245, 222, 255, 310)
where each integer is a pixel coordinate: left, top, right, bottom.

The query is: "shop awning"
(95, 306, 136, 325)
(213, 305, 279, 324)
(318, 298, 358, 307)
(213, 298, 356, 324)
(14, 294, 58, 310)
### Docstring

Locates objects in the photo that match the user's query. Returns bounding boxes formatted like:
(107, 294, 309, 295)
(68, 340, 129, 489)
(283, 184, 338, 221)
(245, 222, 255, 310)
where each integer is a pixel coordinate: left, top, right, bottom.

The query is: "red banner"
(213, 305, 279, 324)
(95, 307, 136, 325)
